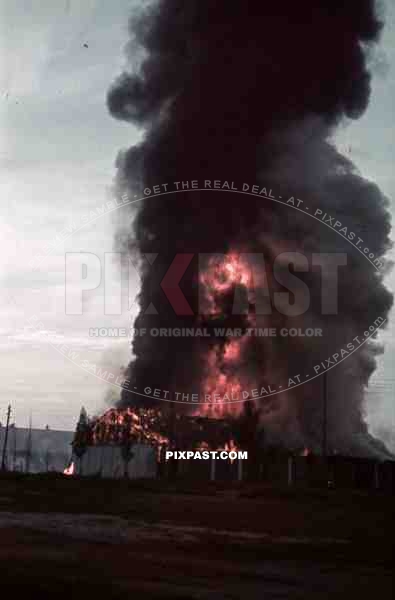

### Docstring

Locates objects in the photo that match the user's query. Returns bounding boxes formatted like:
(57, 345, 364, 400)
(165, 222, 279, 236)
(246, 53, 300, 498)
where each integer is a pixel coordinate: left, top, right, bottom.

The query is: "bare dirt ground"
(0, 474, 393, 599)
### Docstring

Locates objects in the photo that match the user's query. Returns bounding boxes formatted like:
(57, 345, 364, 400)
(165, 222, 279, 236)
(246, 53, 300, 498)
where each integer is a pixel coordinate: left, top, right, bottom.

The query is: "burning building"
(68, 406, 248, 480)
(102, 1, 393, 457)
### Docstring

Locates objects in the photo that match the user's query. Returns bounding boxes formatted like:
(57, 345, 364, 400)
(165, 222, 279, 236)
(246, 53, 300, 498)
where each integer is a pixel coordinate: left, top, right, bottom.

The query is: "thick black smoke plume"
(107, 0, 393, 457)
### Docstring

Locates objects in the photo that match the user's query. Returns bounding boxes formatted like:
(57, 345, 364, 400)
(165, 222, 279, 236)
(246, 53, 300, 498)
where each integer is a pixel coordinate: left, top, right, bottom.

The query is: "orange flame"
(197, 251, 257, 418)
(63, 462, 75, 476)
(85, 407, 169, 449)
(199, 252, 252, 315)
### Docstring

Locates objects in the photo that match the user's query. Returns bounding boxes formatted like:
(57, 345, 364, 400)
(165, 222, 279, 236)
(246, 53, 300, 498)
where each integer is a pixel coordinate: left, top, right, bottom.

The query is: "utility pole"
(1, 405, 12, 471)
(12, 424, 17, 471)
(25, 414, 32, 474)
(322, 371, 328, 458)
(45, 449, 51, 472)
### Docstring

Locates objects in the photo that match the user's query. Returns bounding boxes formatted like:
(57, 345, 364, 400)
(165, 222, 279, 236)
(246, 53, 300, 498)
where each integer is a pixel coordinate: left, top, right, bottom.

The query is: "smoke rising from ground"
(107, 1, 393, 457)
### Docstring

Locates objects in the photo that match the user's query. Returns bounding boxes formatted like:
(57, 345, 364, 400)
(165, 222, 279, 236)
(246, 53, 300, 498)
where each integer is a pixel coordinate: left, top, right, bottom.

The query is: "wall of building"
(0, 425, 73, 473)
(72, 444, 157, 479)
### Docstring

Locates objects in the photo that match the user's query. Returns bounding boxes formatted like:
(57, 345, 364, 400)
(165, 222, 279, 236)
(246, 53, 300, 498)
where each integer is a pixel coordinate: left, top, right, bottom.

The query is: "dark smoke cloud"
(107, 0, 393, 457)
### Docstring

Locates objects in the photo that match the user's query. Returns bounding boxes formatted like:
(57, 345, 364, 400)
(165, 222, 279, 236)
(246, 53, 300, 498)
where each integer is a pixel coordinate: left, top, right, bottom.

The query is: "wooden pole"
(287, 456, 293, 486)
(25, 414, 32, 473)
(322, 371, 328, 458)
(210, 455, 216, 481)
(13, 424, 17, 471)
(1, 405, 11, 471)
